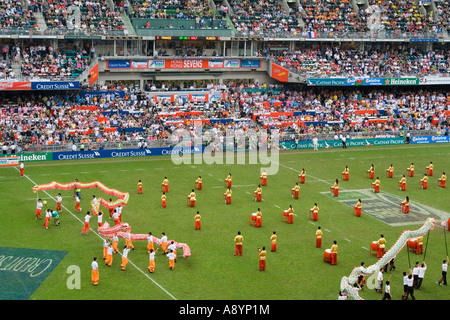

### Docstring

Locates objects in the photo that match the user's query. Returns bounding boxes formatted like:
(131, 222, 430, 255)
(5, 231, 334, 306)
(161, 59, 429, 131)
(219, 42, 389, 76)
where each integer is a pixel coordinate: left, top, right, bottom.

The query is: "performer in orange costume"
(19, 161, 24, 176)
(270, 231, 277, 252)
(137, 180, 143, 194)
(147, 232, 154, 253)
(426, 162, 433, 176)
(342, 166, 349, 181)
(260, 170, 267, 186)
(194, 211, 201, 230)
(330, 241, 338, 265)
(354, 199, 362, 216)
(416, 235, 423, 255)
(105, 242, 113, 267)
(234, 231, 243, 256)
(386, 164, 394, 178)
(331, 179, 339, 197)
(376, 234, 386, 258)
(438, 172, 447, 188)
(291, 183, 300, 199)
(161, 192, 167, 208)
(310, 203, 319, 221)
(148, 248, 158, 273)
(372, 177, 381, 193)
(399, 175, 407, 191)
(255, 208, 262, 227)
(253, 185, 262, 202)
(367, 164, 375, 179)
(225, 173, 232, 188)
(188, 189, 196, 207)
(224, 187, 232, 204)
(316, 226, 322, 248)
(401, 196, 410, 214)
(406, 163, 415, 177)
(162, 177, 169, 192)
(258, 247, 267, 271)
(91, 257, 99, 286)
(195, 176, 202, 190)
(419, 174, 428, 189)
(298, 168, 306, 184)
(121, 245, 131, 271)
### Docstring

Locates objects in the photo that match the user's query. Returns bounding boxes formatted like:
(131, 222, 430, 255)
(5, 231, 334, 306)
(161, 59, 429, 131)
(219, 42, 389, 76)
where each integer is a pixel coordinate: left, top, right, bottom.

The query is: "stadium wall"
(7, 135, 449, 162)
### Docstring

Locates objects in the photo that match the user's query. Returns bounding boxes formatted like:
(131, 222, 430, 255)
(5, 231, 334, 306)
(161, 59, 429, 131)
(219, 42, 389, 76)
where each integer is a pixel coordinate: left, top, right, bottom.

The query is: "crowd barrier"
(280, 137, 406, 149)
(5, 135, 448, 162)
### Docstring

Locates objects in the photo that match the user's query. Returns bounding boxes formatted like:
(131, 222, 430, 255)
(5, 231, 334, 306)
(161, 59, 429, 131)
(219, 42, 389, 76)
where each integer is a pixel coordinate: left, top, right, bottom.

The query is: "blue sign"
(410, 39, 438, 42)
(240, 60, 261, 68)
(52, 146, 204, 161)
(361, 78, 384, 85)
(31, 81, 80, 90)
(410, 135, 449, 144)
(107, 60, 131, 69)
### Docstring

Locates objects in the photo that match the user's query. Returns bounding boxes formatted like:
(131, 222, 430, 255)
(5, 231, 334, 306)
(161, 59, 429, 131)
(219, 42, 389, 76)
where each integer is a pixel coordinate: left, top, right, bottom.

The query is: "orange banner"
(0, 81, 31, 90)
(89, 63, 99, 85)
(271, 63, 289, 82)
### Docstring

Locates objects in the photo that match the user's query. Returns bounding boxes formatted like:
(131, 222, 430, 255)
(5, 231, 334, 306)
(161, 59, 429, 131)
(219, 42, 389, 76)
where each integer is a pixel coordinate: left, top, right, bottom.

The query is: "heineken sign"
(307, 77, 443, 86)
(5, 152, 52, 162)
(383, 78, 420, 85)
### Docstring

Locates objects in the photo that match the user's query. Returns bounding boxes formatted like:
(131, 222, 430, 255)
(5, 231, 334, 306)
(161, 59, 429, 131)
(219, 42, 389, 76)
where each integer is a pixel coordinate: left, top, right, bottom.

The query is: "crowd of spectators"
(230, 0, 301, 36)
(0, 58, 14, 79)
(129, 0, 218, 20)
(435, 0, 450, 33)
(300, 0, 365, 35)
(0, 81, 449, 154)
(251, 87, 450, 135)
(272, 43, 450, 78)
(41, 0, 125, 35)
(0, 0, 447, 37)
(20, 44, 91, 80)
(368, 0, 435, 34)
(0, 0, 38, 33)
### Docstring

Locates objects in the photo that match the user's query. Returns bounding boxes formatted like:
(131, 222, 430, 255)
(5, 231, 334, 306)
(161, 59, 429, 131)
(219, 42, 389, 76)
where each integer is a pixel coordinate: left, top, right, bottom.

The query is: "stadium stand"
(0, 0, 448, 154)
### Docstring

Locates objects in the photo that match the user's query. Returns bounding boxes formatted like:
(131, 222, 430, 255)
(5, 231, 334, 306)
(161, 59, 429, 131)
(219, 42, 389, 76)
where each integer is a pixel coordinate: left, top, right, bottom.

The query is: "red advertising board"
(0, 81, 31, 90)
(88, 63, 99, 85)
(164, 59, 209, 69)
(271, 63, 289, 82)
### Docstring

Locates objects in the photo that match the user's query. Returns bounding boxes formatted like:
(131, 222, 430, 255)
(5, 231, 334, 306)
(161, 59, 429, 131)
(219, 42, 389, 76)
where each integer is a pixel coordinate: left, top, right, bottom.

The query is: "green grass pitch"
(1, 143, 449, 300)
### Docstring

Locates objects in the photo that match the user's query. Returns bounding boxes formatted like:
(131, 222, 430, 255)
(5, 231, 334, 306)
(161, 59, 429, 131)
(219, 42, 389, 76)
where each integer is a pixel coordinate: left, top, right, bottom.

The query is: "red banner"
(0, 81, 31, 90)
(164, 59, 209, 69)
(271, 63, 289, 82)
(89, 63, 99, 85)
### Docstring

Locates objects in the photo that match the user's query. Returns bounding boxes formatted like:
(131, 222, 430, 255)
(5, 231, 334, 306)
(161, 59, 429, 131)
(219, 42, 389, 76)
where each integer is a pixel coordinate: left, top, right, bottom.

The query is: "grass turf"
(1, 143, 449, 300)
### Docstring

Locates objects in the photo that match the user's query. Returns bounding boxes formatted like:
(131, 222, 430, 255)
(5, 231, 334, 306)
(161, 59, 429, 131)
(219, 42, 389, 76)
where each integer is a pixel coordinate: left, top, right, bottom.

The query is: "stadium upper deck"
(0, 0, 447, 38)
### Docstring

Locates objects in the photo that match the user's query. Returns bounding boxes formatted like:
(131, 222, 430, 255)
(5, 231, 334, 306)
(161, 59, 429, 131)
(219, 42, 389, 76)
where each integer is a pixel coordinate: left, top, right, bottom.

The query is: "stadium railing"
(16, 129, 445, 154)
